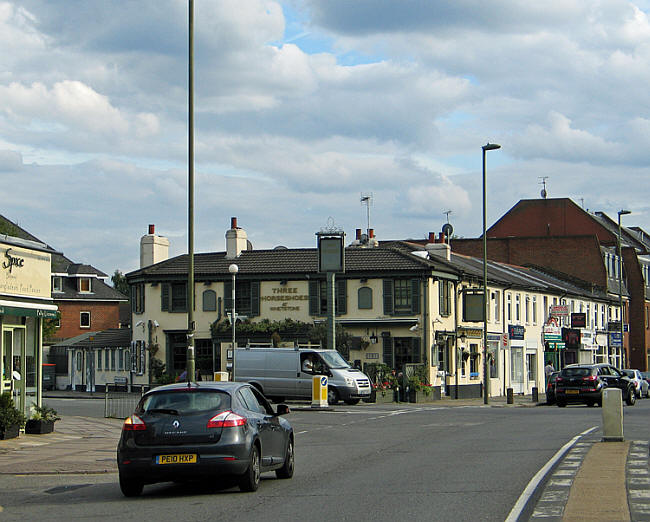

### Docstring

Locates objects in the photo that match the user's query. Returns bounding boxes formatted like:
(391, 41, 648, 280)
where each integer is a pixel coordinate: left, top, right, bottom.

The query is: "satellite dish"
(12, 371, 21, 381)
(541, 188, 547, 199)
(360, 234, 369, 243)
(442, 223, 454, 237)
(273, 245, 288, 250)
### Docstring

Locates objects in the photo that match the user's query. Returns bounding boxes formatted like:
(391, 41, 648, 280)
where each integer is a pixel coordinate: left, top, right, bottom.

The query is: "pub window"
(203, 289, 217, 312)
(118, 349, 124, 371)
(105, 349, 110, 370)
(80, 311, 91, 328)
(97, 349, 102, 371)
(382, 279, 420, 316)
(76, 352, 82, 372)
(309, 280, 347, 316)
(110, 349, 116, 371)
(52, 276, 63, 292)
(79, 277, 91, 293)
(225, 280, 260, 317)
(358, 287, 373, 310)
(125, 350, 130, 371)
(131, 283, 145, 314)
(161, 282, 188, 313)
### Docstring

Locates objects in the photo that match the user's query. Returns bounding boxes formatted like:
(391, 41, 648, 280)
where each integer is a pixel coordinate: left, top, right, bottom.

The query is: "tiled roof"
(127, 246, 457, 280)
(51, 328, 131, 348)
(53, 277, 128, 301)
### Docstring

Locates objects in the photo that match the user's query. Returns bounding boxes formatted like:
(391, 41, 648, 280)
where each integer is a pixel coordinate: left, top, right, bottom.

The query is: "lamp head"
(228, 263, 239, 274)
(618, 209, 631, 217)
(482, 143, 501, 151)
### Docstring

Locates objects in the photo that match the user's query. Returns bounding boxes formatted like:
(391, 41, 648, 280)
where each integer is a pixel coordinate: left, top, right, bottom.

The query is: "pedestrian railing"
(104, 384, 151, 419)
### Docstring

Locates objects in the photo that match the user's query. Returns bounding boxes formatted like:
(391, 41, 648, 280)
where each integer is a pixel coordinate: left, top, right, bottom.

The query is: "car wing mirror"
(275, 404, 290, 416)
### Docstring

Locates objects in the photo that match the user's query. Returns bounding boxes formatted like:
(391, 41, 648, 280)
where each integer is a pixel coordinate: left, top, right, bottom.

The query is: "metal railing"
(104, 383, 151, 419)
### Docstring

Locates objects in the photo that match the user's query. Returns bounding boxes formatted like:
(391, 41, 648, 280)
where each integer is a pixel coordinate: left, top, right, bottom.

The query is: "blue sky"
(1, 0, 649, 276)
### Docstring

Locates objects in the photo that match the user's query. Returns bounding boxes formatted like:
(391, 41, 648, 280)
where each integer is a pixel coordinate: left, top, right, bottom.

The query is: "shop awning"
(0, 299, 58, 318)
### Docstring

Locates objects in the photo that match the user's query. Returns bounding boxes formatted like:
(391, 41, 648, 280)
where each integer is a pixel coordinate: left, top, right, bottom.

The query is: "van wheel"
(327, 387, 339, 405)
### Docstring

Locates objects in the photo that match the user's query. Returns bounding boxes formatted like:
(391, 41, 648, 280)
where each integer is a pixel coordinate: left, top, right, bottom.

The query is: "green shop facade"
(0, 235, 58, 420)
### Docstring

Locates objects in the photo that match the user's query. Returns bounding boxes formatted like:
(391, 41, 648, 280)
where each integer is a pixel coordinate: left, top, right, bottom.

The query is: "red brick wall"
(453, 236, 608, 287)
(623, 247, 648, 371)
(53, 301, 121, 340)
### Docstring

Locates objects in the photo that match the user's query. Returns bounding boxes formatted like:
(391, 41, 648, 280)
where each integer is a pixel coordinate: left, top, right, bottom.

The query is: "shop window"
(469, 344, 479, 377)
(309, 280, 347, 316)
(527, 353, 537, 382)
(381, 279, 420, 316)
(80, 311, 91, 328)
(52, 276, 63, 293)
(358, 287, 373, 310)
(79, 277, 91, 293)
(202, 289, 217, 312)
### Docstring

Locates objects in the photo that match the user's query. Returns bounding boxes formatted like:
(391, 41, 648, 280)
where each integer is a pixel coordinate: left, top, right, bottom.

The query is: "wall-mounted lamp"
(409, 323, 419, 332)
(459, 332, 467, 343)
(370, 333, 378, 344)
(360, 278, 368, 284)
(153, 320, 160, 327)
(135, 320, 144, 328)
(280, 280, 288, 286)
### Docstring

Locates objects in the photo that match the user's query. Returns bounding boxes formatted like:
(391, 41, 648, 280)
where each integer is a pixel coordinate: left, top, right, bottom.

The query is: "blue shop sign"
(508, 325, 525, 340)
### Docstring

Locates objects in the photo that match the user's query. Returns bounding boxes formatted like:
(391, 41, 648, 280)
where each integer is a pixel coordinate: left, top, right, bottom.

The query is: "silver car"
(622, 369, 650, 398)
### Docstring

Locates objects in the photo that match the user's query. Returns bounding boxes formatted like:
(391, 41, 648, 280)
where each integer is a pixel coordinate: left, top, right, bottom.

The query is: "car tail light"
(582, 375, 597, 382)
(123, 414, 146, 431)
(556, 376, 563, 383)
(207, 410, 247, 429)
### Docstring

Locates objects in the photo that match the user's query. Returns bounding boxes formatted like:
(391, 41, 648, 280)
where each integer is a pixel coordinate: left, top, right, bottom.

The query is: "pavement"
(0, 392, 646, 520)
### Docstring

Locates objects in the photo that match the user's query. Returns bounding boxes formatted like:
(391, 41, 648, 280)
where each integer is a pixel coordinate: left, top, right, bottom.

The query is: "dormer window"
(52, 276, 63, 293)
(79, 277, 91, 293)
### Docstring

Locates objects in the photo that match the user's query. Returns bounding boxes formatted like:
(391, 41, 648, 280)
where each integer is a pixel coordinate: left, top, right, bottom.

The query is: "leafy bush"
(31, 403, 60, 422)
(0, 393, 26, 429)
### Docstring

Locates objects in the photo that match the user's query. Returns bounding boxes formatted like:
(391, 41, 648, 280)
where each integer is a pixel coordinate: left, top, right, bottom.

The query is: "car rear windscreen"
(139, 390, 230, 415)
(561, 368, 592, 377)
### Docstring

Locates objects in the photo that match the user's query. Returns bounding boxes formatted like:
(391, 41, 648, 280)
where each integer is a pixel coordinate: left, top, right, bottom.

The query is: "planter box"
(25, 419, 54, 434)
(375, 391, 398, 404)
(0, 424, 20, 440)
(408, 389, 440, 403)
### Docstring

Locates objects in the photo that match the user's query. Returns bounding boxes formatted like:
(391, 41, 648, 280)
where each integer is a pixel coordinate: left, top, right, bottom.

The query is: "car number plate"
(156, 454, 197, 465)
(566, 390, 580, 395)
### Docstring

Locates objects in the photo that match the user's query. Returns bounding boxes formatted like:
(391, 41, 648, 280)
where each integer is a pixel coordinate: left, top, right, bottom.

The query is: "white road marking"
(504, 425, 597, 522)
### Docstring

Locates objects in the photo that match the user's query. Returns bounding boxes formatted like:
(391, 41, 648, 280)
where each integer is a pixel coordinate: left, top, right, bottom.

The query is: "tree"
(111, 270, 129, 296)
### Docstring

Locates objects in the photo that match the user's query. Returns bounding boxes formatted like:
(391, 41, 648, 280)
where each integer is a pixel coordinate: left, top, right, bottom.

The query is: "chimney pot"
(428, 232, 435, 243)
(148, 224, 155, 235)
(356, 229, 362, 240)
(439, 232, 445, 243)
(231, 217, 238, 229)
(369, 229, 374, 238)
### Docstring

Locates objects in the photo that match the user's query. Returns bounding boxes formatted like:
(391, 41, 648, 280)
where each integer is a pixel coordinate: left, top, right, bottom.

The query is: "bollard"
(602, 388, 624, 442)
(532, 387, 538, 403)
(507, 388, 514, 404)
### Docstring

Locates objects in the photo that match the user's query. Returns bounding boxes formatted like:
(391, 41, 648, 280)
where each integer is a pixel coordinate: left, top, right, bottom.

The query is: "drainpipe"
(454, 280, 461, 399)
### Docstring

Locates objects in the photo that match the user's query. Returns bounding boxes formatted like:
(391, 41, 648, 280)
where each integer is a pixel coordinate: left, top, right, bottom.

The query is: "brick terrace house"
(451, 198, 650, 371)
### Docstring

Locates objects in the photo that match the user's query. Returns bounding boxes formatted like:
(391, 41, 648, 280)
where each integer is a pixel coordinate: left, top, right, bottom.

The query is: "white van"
(233, 347, 372, 405)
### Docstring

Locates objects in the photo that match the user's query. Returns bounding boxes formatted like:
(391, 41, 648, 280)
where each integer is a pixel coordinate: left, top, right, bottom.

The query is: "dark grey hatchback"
(555, 363, 636, 408)
(117, 381, 294, 496)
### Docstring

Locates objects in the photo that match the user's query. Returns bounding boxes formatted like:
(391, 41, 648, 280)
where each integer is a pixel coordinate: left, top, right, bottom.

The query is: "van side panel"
(233, 349, 266, 391)
(264, 350, 298, 397)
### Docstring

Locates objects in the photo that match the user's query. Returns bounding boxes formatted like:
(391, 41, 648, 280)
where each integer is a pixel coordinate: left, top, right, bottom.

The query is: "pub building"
(0, 234, 58, 420)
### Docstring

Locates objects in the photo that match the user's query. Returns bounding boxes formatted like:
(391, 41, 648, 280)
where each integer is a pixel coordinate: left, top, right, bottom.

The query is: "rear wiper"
(147, 408, 180, 415)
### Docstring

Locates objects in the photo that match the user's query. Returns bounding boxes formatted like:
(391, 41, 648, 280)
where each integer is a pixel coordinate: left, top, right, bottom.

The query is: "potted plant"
(25, 403, 60, 434)
(0, 392, 26, 440)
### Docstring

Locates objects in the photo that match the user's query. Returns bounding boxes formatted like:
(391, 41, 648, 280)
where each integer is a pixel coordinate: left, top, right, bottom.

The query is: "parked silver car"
(622, 369, 650, 398)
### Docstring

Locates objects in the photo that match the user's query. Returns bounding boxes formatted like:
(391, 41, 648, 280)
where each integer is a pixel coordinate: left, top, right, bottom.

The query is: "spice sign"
(0, 243, 51, 299)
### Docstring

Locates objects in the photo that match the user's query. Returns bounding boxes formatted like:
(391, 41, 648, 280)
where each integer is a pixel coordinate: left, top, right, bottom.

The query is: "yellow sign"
(0, 243, 51, 299)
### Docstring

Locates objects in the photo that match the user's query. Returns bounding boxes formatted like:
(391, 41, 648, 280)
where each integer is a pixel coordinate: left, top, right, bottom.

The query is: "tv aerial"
(360, 193, 373, 235)
(539, 177, 548, 199)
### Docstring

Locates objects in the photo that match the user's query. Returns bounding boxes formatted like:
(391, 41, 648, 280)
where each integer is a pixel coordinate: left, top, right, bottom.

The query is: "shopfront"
(0, 237, 57, 418)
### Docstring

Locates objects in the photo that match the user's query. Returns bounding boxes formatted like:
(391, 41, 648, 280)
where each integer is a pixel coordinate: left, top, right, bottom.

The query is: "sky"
(2, 0, 650, 277)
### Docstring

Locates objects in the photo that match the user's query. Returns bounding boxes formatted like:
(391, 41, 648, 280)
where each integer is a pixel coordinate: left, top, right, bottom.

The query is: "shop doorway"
(2, 326, 26, 413)
(510, 347, 524, 394)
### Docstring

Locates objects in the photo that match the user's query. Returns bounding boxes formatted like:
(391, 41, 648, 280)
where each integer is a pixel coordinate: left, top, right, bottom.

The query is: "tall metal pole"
(186, 0, 196, 381)
(327, 272, 336, 350)
(482, 143, 500, 405)
(230, 266, 238, 379)
(618, 210, 630, 368)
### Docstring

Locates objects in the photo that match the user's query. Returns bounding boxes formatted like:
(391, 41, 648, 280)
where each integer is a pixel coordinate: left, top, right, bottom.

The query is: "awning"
(0, 299, 58, 318)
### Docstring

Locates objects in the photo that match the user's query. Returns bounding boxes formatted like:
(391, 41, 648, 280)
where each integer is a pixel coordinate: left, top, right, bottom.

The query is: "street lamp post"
(229, 263, 239, 380)
(482, 142, 500, 405)
(618, 209, 631, 368)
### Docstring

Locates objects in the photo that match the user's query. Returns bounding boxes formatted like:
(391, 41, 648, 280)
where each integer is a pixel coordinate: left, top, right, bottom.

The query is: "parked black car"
(546, 371, 560, 405)
(555, 363, 636, 407)
(117, 381, 294, 496)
